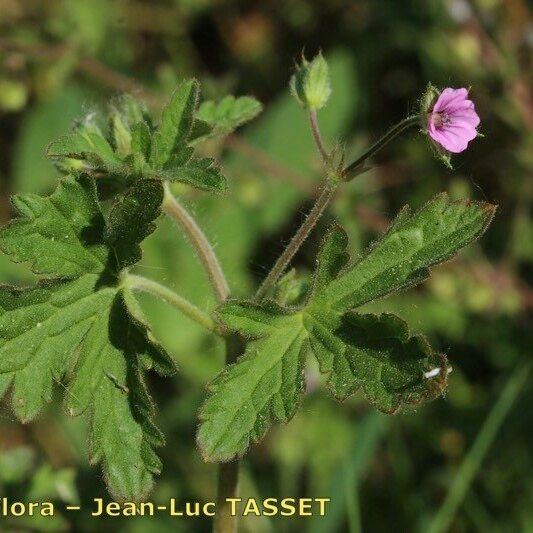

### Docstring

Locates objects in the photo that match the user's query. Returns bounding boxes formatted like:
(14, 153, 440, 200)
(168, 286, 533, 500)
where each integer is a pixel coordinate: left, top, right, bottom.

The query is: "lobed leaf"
(47, 131, 123, 173)
(161, 157, 227, 193)
(304, 308, 448, 411)
(198, 301, 307, 462)
(319, 194, 496, 310)
(104, 179, 164, 269)
(198, 196, 495, 462)
(0, 175, 175, 501)
(194, 95, 263, 141)
(0, 176, 108, 278)
(150, 79, 199, 170)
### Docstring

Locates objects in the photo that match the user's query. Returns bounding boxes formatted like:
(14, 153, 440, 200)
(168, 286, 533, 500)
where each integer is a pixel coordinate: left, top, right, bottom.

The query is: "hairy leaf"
(194, 95, 263, 140)
(303, 308, 447, 409)
(162, 157, 227, 193)
(47, 130, 123, 173)
(130, 121, 151, 164)
(0, 178, 107, 278)
(150, 79, 199, 170)
(198, 302, 307, 462)
(104, 179, 164, 269)
(319, 194, 496, 309)
(198, 195, 495, 462)
(0, 176, 175, 500)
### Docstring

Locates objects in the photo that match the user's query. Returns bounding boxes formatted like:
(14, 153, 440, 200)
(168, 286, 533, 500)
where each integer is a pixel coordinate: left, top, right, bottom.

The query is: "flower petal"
(449, 105, 480, 128)
(446, 120, 478, 141)
(433, 88, 469, 113)
(431, 128, 471, 153)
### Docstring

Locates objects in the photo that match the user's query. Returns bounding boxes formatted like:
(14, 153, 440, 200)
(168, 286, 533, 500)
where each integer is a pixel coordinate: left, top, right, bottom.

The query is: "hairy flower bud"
(290, 52, 332, 110)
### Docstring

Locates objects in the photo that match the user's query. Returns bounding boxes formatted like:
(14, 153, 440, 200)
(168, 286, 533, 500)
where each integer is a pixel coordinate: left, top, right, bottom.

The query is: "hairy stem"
(162, 184, 240, 529)
(213, 335, 244, 533)
(162, 182, 230, 302)
(255, 115, 420, 303)
(342, 115, 420, 176)
(216, 115, 419, 530)
(309, 109, 329, 163)
(126, 274, 224, 335)
(255, 183, 337, 301)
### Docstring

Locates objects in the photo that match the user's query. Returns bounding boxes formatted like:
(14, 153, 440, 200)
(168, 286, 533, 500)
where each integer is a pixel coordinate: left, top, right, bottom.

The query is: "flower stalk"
(256, 114, 421, 302)
(308, 109, 330, 163)
(342, 114, 420, 177)
(255, 182, 336, 301)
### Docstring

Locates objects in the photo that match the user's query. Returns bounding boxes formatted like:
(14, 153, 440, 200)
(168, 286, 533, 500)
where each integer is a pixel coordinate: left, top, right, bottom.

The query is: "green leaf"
(130, 121, 152, 164)
(200, 299, 446, 461)
(0, 176, 175, 500)
(0, 177, 108, 278)
(161, 157, 227, 193)
(319, 194, 497, 310)
(198, 301, 307, 462)
(111, 112, 132, 157)
(104, 179, 164, 269)
(194, 95, 263, 141)
(199, 196, 495, 461)
(303, 308, 447, 409)
(150, 79, 199, 169)
(47, 130, 123, 173)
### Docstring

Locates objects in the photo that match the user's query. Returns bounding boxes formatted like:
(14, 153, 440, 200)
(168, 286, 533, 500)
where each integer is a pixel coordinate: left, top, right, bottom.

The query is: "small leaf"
(130, 121, 152, 164)
(161, 157, 227, 193)
(150, 79, 199, 169)
(198, 301, 307, 462)
(47, 131, 123, 172)
(111, 112, 132, 157)
(312, 223, 350, 293)
(188, 119, 213, 143)
(194, 95, 263, 141)
(104, 179, 164, 269)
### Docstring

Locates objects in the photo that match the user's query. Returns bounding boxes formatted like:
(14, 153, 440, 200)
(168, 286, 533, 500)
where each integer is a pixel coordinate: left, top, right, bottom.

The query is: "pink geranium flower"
(428, 88, 480, 153)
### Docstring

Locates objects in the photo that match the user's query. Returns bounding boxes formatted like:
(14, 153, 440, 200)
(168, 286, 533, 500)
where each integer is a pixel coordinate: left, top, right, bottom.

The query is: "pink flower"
(428, 88, 480, 153)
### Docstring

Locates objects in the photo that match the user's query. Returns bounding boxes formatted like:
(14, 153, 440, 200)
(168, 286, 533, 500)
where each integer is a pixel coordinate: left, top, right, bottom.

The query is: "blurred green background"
(0, 0, 532, 531)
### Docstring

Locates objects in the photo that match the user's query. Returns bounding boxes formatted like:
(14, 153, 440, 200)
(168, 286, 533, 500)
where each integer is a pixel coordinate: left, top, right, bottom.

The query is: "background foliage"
(0, 0, 531, 531)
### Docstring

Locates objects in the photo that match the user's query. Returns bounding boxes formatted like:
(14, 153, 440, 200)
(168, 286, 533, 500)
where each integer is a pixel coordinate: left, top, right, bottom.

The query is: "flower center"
(432, 112, 450, 129)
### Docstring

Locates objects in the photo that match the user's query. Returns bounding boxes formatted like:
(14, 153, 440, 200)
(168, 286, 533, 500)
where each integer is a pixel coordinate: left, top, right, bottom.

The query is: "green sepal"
(290, 52, 332, 110)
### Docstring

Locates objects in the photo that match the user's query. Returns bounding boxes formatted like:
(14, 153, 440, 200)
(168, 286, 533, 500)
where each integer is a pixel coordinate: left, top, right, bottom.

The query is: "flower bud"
(290, 52, 332, 110)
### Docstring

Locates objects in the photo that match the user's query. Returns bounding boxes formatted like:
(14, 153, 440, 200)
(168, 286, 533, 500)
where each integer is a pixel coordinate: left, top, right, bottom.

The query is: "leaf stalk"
(162, 182, 230, 302)
(126, 274, 224, 335)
